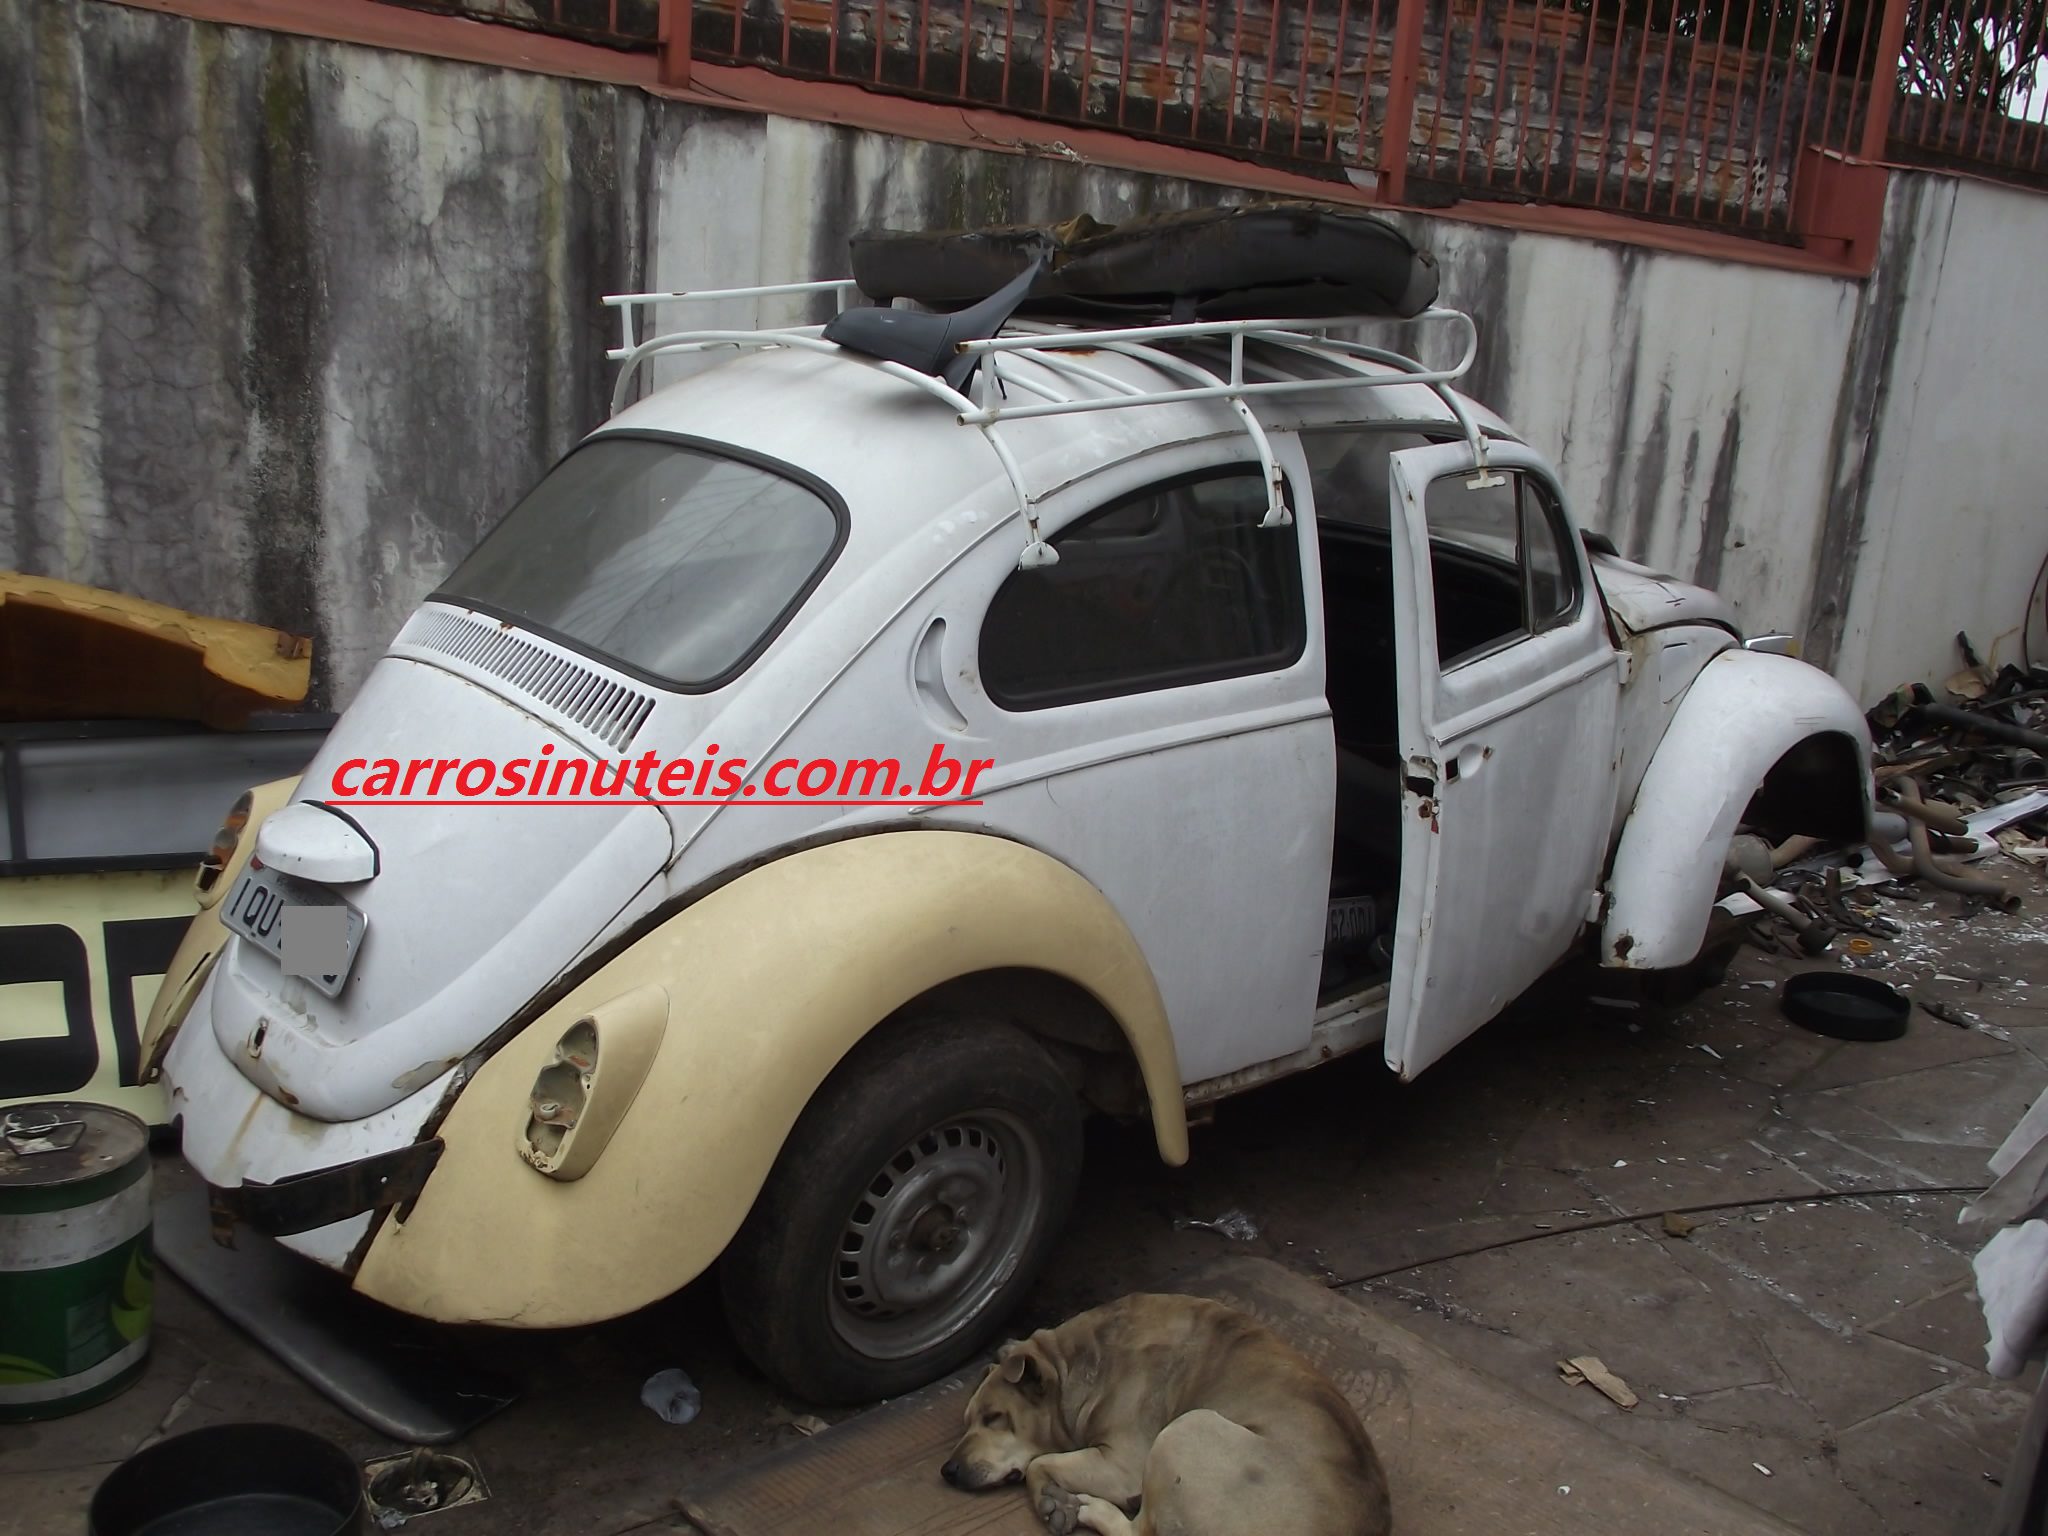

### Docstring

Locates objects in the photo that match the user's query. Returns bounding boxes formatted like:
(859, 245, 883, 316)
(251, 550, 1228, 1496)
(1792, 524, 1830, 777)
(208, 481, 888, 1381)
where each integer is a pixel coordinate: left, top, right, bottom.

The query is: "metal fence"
(377, 0, 661, 49)
(684, 0, 1893, 228)
(370, 0, 2048, 221)
(696, 0, 1404, 166)
(1888, 0, 2048, 180)
(1401, 0, 1897, 229)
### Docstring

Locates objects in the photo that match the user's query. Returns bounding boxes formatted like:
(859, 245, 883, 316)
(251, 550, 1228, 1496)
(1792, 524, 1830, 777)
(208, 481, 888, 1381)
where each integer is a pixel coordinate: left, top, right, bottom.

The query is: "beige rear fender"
(353, 829, 1185, 1327)
(139, 774, 303, 1077)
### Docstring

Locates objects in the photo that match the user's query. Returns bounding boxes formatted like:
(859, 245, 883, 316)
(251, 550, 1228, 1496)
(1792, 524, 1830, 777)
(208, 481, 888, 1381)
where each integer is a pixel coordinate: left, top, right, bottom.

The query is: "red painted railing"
(1887, 0, 2048, 180)
(369, 0, 2048, 227)
(377, 0, 661, 49)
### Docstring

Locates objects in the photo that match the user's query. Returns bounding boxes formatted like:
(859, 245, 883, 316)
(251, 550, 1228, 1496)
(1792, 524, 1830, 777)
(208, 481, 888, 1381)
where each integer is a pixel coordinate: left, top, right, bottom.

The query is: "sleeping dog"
(941, 1293, 1392, 1535)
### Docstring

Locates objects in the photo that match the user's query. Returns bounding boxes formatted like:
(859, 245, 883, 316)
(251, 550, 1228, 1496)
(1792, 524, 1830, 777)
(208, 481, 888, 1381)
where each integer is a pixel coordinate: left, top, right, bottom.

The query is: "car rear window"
(435, 435, 844, 690)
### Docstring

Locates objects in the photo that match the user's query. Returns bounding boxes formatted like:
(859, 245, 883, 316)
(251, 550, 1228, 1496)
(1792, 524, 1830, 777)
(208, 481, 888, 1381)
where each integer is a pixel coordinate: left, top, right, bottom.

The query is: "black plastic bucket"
(89, 1422, 365, 1536)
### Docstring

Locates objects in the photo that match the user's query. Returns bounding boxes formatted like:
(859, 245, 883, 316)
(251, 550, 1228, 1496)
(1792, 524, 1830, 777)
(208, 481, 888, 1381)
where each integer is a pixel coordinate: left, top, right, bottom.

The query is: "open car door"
(1382, 440, 1622, 1079)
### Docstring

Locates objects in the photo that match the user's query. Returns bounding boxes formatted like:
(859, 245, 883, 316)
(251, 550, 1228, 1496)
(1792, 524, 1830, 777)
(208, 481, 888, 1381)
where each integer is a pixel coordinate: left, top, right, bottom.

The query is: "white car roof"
(597, 331, 1522, 533)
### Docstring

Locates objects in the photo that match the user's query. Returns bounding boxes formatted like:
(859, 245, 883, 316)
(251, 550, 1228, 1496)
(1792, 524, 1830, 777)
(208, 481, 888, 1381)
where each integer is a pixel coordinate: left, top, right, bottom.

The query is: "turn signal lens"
(196, 792, 254, 898)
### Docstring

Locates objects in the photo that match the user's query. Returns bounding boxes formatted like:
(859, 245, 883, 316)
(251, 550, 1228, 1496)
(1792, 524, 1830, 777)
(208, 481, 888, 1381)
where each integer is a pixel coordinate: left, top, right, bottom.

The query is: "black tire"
(720, 1014, 1083, 1404)
(1644, 935, 1745, 1007)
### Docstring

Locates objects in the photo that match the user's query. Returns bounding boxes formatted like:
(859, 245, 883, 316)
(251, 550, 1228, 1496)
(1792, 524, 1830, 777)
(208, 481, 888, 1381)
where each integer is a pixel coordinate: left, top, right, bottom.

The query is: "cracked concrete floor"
(6, 858, 2046, 1535)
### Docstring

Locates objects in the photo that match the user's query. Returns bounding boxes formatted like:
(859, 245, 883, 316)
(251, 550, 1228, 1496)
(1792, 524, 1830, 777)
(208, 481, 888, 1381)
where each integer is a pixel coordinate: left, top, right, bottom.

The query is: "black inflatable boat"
(847, 203, 1439, 321)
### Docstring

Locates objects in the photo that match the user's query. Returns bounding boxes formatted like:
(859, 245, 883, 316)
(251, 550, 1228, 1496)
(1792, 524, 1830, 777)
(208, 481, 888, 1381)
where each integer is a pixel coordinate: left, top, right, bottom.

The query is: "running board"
(1182, 988, 1390, 1107)
(154, 1185, 518, 1444)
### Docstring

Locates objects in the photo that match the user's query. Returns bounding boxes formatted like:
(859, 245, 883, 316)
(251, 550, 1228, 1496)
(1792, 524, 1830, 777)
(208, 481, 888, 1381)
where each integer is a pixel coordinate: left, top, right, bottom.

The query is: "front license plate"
(220, 864, 368, 999)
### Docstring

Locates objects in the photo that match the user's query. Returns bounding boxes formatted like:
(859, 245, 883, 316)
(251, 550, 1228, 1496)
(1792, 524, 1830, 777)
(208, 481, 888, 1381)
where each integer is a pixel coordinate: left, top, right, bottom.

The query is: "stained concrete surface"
(5, 859, 2045, 1535)
(680, 1257, 1809, 1536)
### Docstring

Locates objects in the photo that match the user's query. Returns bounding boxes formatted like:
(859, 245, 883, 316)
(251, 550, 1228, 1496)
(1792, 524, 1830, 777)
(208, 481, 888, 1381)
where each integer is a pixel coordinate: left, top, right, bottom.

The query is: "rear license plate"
(220, 864, 368, 999)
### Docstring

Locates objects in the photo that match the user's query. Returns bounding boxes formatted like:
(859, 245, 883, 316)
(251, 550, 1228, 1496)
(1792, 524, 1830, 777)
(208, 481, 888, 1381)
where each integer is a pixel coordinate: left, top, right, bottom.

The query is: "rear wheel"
(720, 1015, 1082, 1403)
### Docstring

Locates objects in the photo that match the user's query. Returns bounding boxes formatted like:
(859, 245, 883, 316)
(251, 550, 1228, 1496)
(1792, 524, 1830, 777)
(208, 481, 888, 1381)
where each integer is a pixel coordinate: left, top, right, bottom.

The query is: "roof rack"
(603, 283, 1492, 568)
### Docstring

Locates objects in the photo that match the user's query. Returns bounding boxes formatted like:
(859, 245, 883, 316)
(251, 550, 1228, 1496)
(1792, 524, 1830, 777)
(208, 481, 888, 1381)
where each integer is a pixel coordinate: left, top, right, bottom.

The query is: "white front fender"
(1602, 650, 1871, 969)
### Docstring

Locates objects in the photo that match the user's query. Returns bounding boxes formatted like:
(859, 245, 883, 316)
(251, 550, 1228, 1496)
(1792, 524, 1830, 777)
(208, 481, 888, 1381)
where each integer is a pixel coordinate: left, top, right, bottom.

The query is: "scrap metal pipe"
(1770, 834, 1824, 868)
(1915, 701, 2048, 756)
(1884, 783, 1970, 836)
(1867, 828, 1918, 878)
(1891, 776, 2022, 910)
(1732, 873, 1834, 954)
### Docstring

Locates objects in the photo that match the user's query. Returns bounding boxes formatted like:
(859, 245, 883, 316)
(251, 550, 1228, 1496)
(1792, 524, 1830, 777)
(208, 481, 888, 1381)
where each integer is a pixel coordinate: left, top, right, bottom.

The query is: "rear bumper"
(161, 968, 458, 1273)
(203, 1139, 445, 1241)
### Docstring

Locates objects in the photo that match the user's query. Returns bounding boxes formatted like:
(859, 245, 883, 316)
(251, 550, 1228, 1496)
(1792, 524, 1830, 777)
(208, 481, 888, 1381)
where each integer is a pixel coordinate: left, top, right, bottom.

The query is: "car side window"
(979, 468, 1305, 709)
(1300, 429, 1435, 530)
(1521, 479, 1577, 630)
(1425, 470, 1581, 669)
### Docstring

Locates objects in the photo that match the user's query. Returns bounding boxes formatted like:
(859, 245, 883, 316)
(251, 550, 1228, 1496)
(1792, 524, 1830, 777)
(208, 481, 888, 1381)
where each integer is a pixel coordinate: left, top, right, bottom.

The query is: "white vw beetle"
(144, 210, 1871, 1404)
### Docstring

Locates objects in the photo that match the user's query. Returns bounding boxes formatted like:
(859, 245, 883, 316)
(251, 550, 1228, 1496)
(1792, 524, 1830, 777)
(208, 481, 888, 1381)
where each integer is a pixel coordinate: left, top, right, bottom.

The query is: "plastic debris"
(1175, 1209, 1260, 1242)
(765, 1405, 831, 1436)
(1922, 998, 1981, 1029)
(1558, 1356, 1639, 1410)
(640, 1368, 702, 1425)
(2000, 829, 2048, 866)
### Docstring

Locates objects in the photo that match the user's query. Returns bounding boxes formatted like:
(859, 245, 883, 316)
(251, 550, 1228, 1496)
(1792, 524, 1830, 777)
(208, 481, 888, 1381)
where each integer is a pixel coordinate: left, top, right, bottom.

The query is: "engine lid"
(209, 655, 674, 1123)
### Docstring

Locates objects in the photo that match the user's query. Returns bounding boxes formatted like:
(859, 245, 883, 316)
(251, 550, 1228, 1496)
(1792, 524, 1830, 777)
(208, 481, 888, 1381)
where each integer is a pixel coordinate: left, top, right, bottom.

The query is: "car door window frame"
(1300, 424, 1593, 677)
(978, 463, 1308, 712)
(1424, 468, 1584, 674)
(1519, 474, 1582, 636)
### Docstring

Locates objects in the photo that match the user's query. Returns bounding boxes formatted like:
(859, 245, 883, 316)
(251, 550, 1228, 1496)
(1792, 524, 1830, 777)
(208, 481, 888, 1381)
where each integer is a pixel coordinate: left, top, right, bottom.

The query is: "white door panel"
(970, 710, 1333, 1083)
(1385, 441, 1622, 1079)
(953, 440, 1334, 1085)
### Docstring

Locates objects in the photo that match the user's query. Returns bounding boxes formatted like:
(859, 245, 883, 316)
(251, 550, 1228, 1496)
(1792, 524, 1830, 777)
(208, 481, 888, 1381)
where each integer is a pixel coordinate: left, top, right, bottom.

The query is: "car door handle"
(1446, 742, 1490, 782)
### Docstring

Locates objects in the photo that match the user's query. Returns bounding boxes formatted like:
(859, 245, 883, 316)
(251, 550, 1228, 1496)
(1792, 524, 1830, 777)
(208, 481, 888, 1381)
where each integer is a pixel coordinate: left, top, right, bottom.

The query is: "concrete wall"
(1824, 176, 2048, 700)
(0, 1, 649, 704)
(3, 0, 2042, 709)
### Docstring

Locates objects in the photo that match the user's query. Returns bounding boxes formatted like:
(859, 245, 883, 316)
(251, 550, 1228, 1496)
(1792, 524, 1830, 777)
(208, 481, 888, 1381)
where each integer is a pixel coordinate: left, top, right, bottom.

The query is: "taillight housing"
(195, 791, 253, 907)
(517, 985, 668, 1181)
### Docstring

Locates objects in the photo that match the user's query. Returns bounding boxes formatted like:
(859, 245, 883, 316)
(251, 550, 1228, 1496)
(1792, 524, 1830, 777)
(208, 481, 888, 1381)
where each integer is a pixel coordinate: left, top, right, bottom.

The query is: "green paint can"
(0, 1102, 153, 1421)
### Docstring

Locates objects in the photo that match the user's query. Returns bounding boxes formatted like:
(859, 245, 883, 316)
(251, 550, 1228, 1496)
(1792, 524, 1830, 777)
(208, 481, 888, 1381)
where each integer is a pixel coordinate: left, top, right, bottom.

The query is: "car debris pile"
(1728, 653, 2047, 959)
(1866, 656, 2048, 882)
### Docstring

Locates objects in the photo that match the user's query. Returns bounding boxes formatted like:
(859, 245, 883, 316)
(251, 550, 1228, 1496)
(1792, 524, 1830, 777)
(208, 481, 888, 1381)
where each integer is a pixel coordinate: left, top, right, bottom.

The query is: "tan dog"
(941, 1293, 1392, 1536)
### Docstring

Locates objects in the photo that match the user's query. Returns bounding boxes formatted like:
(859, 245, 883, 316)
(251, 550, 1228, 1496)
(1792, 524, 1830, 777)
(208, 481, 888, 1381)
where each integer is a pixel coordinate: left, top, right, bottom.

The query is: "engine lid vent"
(395, 608, 656, 753)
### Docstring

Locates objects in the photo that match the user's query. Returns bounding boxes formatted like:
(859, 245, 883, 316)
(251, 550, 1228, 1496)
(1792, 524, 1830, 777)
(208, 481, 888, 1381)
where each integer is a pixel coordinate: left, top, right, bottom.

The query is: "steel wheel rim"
(828, 1110, 1046, 1361)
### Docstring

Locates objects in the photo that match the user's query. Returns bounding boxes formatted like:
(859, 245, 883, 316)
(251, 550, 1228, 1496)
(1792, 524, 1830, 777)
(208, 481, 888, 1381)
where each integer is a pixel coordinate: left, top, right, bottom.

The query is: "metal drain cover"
(363, 1448, 489, 1527)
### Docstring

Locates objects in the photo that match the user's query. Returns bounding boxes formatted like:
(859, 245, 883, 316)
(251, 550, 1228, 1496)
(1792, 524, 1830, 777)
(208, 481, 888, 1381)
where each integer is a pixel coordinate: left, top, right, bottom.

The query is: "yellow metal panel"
(354, 830, 1184, 1326)
(0, 868, 197, 1125)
